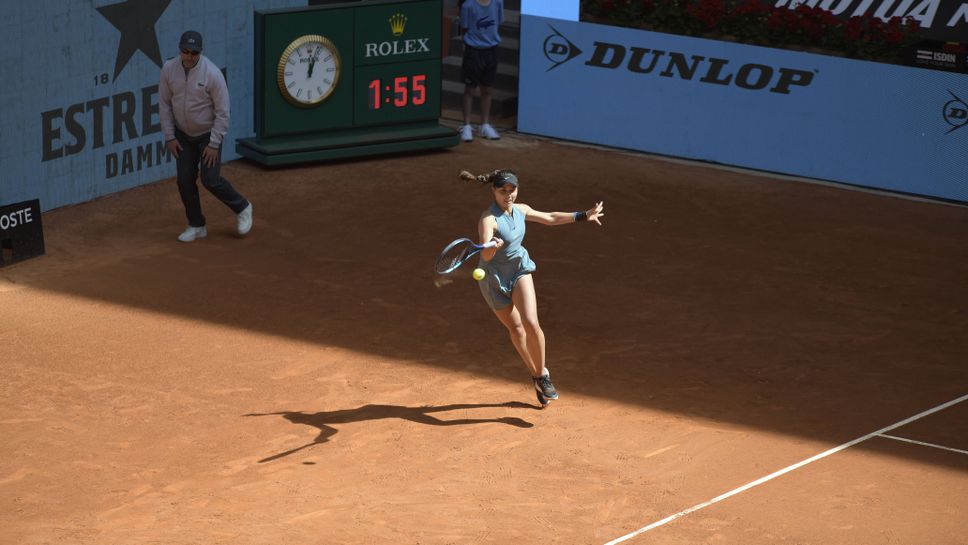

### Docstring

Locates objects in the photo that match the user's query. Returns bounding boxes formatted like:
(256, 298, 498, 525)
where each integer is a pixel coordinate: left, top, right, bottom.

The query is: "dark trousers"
(175, 129, 249, 227)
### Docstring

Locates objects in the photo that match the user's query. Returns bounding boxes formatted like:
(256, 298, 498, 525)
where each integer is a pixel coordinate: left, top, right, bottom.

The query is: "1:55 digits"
(367, 75, 427, 109)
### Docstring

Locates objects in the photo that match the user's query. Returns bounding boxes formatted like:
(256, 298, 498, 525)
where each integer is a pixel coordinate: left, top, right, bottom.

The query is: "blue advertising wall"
(521, 0, 578, 21)
(0, 0, 304, 212)
(519, 16, 968, 202)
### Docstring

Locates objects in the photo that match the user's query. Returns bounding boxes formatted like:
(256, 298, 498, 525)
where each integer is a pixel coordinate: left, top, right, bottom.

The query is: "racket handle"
(482, 240, 498, 249)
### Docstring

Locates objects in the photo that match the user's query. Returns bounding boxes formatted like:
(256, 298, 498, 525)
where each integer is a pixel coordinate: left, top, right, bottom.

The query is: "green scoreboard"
(236, 0, 458, 166)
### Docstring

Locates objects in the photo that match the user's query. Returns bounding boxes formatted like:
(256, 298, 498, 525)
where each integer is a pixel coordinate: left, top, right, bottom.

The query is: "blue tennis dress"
(478, 202, 537, 310)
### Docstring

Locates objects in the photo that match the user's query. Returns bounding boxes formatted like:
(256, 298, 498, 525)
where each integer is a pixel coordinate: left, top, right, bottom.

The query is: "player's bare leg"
(511, 275, 557, 406)
(493, 304, 538, 377)
(509, 276, 544, 373)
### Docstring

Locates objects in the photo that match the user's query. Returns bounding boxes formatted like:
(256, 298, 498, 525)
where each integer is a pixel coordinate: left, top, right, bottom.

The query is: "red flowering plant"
(837, 14, 920, 63)
(585, 0, 704, 35)
(687, 0, 727, 31)
(648, 0, 706, 33)
(760, 4, 841, 48)
(583, 0, 645, 22)
(717, 0, 772, 43)
(581, 0, 922, 65)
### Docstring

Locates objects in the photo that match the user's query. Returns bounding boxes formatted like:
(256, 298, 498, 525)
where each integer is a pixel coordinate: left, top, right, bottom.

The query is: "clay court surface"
(2, 133, 967, 545)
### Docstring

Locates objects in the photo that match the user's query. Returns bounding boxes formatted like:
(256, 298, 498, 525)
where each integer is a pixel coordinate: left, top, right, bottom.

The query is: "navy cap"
(492, 171, 518, 187)
(179, 30, 203, 52)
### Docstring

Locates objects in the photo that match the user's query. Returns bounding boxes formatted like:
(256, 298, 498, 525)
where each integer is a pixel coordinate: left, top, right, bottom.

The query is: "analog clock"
(276, 34, 341, 107)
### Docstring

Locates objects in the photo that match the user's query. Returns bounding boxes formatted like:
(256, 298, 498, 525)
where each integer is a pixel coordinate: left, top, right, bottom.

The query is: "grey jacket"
(159, 55, 230, 148)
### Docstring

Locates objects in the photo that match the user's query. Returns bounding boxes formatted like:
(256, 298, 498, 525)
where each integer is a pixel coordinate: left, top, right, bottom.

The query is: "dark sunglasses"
(180, 49, 200, 56)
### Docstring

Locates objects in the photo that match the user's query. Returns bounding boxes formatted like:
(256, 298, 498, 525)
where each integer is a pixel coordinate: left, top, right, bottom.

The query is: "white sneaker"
(480, 123, 500, 140)
(237, 203, 253, 236)
(177, 226, 207, 243)
(459, 124, 473, 142)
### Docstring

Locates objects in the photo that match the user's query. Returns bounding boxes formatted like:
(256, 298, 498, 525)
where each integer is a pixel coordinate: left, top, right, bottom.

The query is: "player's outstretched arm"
(520, 202, 604, 226)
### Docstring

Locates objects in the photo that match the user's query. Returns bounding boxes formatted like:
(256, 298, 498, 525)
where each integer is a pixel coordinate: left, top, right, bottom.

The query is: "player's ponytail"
(459, 169, 518, 187)
(459, 170, 488, 185)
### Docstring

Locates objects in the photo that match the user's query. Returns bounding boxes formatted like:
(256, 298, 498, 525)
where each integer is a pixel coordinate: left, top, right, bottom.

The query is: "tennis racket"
(434, 238, 497, 275)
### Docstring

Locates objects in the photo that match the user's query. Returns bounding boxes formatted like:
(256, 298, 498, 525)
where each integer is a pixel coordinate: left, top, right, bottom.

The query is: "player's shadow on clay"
(245, 402, 536, 463)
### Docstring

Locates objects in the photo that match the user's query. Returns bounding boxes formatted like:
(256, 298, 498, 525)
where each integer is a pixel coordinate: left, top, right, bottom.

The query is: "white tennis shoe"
(237, 203, 253, 236)
(480, 123, 500, 140)
(177, 226, 207, 243)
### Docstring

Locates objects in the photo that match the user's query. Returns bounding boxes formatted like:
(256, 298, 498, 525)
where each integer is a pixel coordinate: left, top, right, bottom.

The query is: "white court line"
(878, 434, 968, 456)
(604, 393, 968, 545)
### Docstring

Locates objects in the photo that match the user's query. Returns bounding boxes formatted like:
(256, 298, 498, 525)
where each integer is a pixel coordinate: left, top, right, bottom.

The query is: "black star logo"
(97, 0, 173, 81)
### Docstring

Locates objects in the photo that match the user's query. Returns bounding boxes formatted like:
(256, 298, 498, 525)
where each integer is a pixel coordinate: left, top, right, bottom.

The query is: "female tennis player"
(460, 169, 604, 406)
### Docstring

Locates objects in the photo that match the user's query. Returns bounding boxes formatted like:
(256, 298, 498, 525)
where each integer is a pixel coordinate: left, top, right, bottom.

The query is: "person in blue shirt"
(460, 168, 605, 407)
(458, 0, 504, 142)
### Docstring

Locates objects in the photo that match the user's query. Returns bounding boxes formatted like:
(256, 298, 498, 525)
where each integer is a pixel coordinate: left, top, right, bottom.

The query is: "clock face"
(276, 35, 341, 107)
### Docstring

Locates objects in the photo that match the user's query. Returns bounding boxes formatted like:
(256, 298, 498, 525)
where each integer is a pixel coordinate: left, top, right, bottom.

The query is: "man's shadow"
(245, 402, 536, 463)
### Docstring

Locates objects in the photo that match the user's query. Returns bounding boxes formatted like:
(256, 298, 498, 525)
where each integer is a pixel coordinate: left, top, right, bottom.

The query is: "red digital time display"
(354, 61, 438, 123)
(367, 75, 427, 109)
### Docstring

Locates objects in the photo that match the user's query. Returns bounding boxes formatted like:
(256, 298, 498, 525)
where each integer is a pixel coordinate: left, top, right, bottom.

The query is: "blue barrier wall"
(519, 16, 968, 202)
(0, 0, 305, 212)
(521, 0, 578, 21)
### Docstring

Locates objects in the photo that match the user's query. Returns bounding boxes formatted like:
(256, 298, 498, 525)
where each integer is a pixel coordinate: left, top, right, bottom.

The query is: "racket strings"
(436, 241, 476, 274)
(454, 247, 472, 267)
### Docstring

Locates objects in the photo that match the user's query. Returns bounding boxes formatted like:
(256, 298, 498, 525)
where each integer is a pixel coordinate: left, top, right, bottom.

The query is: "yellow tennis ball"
(472, 268, 486, 281)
